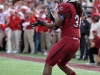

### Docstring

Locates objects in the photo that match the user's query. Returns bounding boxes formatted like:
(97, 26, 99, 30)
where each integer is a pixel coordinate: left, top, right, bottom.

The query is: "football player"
(32, 0, 82, 75)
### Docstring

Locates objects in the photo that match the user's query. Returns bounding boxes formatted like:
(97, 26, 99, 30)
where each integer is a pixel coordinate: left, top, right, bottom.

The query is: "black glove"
(47, 12, 55, 22)
(32, 18, 46, 27)
(37, 18, 46, 26)
(47, 6, 55, 22)
(32, 22, 39, 27)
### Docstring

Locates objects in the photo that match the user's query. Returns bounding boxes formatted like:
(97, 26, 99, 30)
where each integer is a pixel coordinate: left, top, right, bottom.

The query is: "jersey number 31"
(73, 15, 81, 28)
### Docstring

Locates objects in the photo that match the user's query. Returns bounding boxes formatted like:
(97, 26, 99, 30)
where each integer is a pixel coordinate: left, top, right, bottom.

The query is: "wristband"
(53, 22, 59, 29)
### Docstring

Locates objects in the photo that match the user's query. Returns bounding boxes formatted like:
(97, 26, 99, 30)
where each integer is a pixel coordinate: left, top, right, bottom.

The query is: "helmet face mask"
(63, 0, 78, 3)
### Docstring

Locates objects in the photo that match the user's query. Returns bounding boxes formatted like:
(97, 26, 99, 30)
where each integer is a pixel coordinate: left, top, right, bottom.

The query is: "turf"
(17, 53, 88, 64)
(0, 57, 100, 75)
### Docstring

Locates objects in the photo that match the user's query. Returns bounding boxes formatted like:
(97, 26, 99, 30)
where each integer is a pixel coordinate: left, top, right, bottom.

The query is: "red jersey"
(8, 15, 22, 31)
(14, 17, 22, 30)
(25, 17, 36, 29)
(57, 3, 81, 38)
(93, 36, 100, 49)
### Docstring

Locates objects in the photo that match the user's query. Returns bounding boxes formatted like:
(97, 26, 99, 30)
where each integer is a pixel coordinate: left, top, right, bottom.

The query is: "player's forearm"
(45, 17, 62, 30)
(45, 22, 57, 30)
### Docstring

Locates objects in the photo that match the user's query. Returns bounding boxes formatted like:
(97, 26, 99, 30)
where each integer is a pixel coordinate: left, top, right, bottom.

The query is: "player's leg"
(42, 64, 76, 75)
(57, 40, 79, 75)
(58, 65, 76, 75)
(57, 53, 76, 75)
(57, 55, 76, 75)
(42, 38, 79, 75)
(42, 63, 52, 75)
(42, 38, 67, 75)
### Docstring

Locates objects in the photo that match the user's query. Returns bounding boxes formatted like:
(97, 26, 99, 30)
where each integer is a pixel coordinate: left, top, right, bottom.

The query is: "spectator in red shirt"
(34, 25, 43, 53)
(37, 10, 51, 55)
(87, 30, 100, 66)
(22, 11, 36, 54)
(40, 16, 51, 55)
(34, 10, 45, 54)
(91, 0, 100, 18)
(34, 20, 43, 53)
(20, 5, 29, 52)
(10, 10, 22, 53)
(6, 9, 18, 53)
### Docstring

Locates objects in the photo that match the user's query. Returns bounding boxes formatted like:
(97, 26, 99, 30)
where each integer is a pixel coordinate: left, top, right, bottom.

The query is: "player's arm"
(32, 14, 66, 30)
(45, 16, 63, 30)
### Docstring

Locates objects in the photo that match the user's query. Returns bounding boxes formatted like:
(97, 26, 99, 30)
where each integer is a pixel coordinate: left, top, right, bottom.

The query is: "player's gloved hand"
(32, 22, 39, 27)
(37, 18, 46, 26)
(32, 18, 46, 27)
(46, 6, 55, 22)
(46, 12, 55, 22)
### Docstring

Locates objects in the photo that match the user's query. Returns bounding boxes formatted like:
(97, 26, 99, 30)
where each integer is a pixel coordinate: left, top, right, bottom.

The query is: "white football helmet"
(0, 5, 4, 9)
(63, 0, 78, 2)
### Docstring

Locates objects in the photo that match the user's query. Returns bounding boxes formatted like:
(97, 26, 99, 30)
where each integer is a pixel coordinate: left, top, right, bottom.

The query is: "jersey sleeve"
(58, 14, 67, 20)
(57, 3, 69, 20)
(57, 3, 70, 15)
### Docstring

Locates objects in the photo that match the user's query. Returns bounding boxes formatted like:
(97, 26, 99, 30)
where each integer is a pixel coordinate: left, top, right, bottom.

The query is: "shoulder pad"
(57, 3, 70, 14)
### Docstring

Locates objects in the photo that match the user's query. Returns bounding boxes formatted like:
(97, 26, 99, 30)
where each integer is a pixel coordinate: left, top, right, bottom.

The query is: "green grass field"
(0, 56, 100, 75)
(17, 53, 89, 64)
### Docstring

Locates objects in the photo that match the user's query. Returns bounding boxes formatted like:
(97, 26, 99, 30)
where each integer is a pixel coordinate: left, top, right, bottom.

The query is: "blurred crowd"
(0, 0, 100, 66)
(0, 0, 62, 55)
(78, 0, 100, 66)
